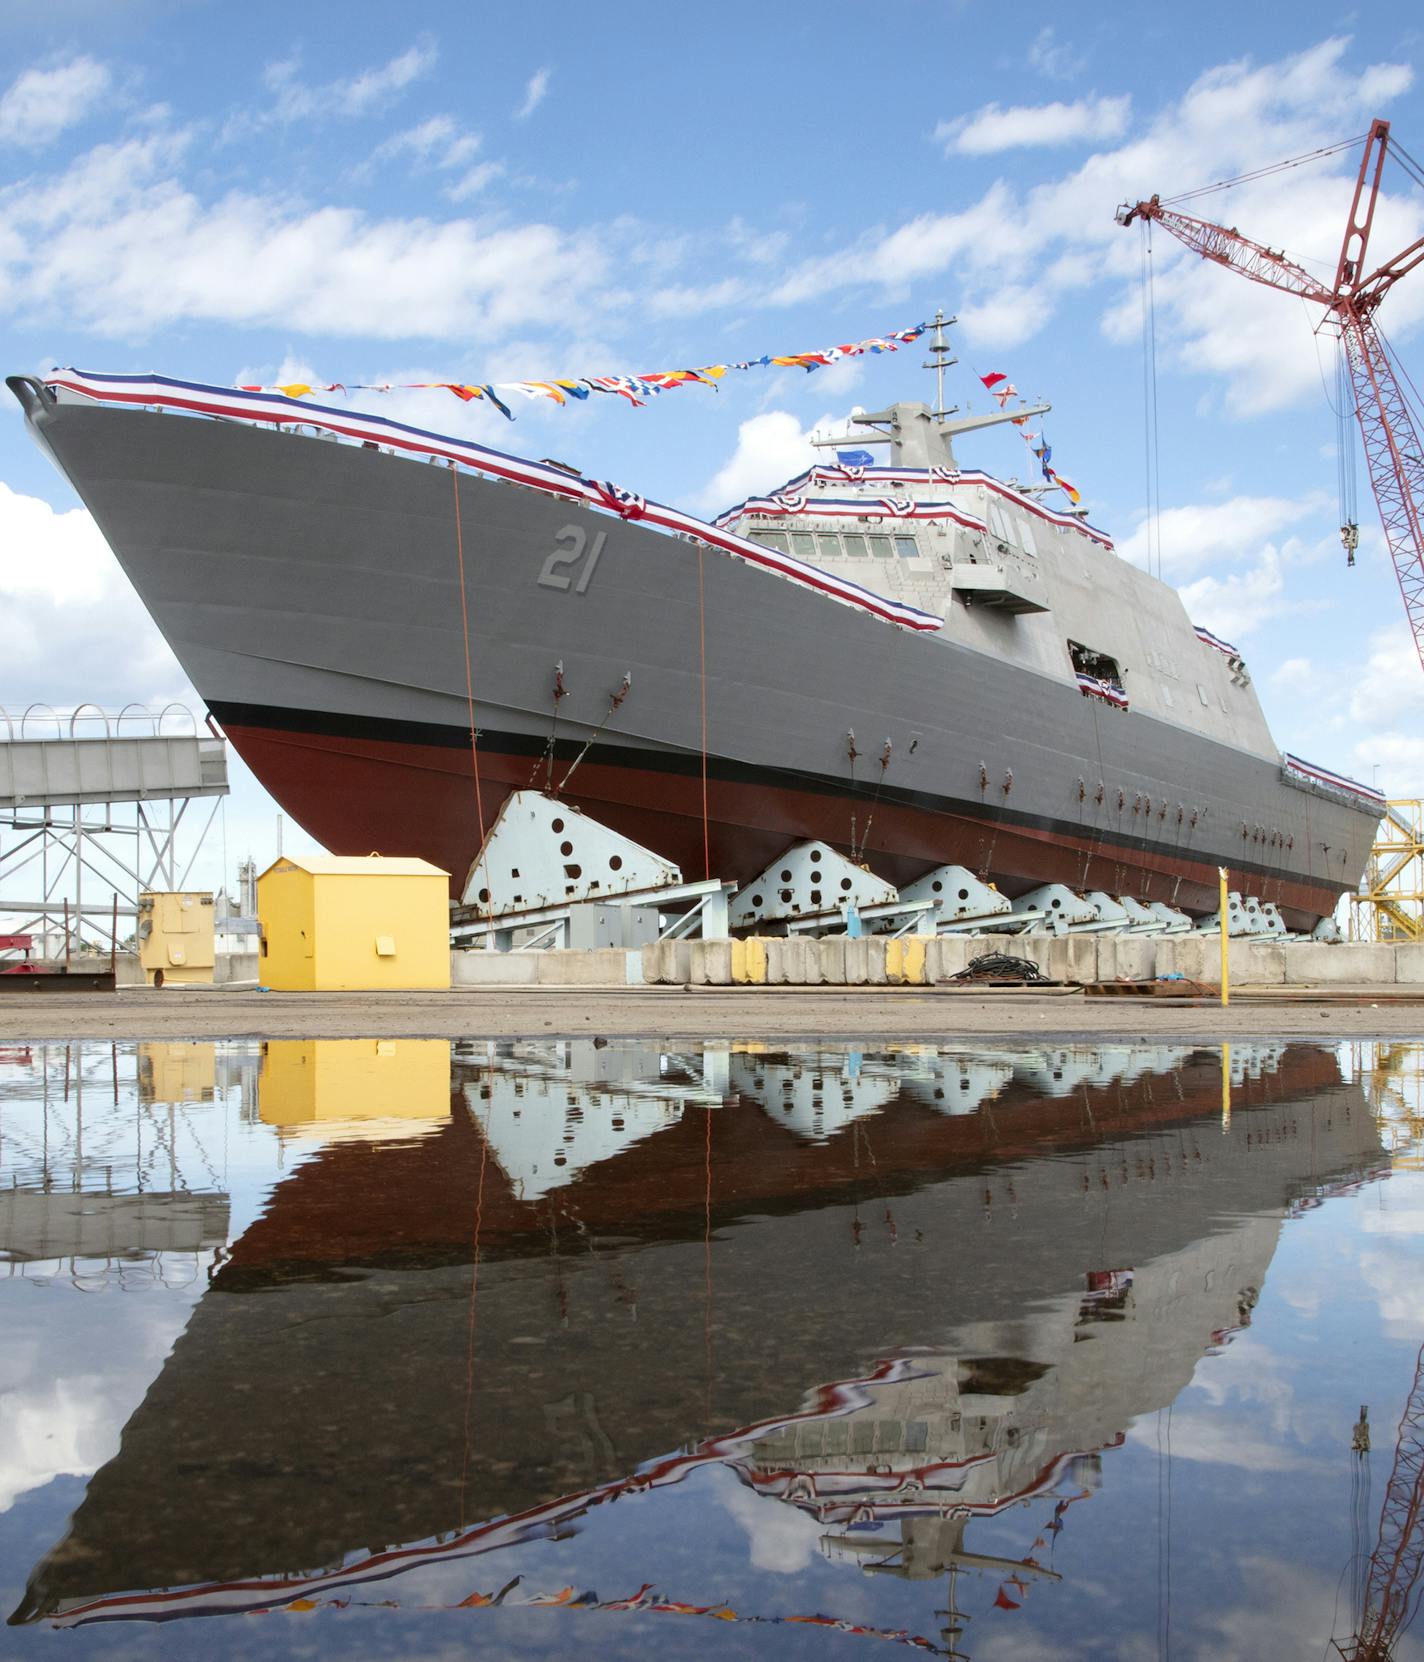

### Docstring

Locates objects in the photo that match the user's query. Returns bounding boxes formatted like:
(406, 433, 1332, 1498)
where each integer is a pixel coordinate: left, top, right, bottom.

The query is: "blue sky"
(3, 2, 1424, 889)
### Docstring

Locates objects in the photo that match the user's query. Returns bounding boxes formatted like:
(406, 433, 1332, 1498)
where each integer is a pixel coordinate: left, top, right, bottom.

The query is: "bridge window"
(893, 534, 920, 559)
(868, 534, 893, 558)
(818, 533, 842, 560)
(842, 533, 869, 559)
(748, 529, 789, 554)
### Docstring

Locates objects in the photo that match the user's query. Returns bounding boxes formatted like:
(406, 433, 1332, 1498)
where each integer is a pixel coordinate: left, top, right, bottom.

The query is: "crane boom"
(1116, 198, 1334, 305)
(1343, 319, 1424, 672)
(1117, 118, 1424, 674)
(1344, 1341, 1424, 1660)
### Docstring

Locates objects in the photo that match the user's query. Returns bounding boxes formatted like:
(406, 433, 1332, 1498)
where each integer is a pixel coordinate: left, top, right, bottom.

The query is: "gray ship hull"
(11, 379, 1380, 924)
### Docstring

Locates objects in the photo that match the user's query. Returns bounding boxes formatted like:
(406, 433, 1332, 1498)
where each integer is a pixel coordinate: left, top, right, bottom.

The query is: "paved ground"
(2, 985, 1422, 1042)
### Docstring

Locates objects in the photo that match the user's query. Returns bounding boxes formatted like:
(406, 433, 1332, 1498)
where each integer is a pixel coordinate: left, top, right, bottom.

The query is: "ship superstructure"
(7, 328, 1385, 929)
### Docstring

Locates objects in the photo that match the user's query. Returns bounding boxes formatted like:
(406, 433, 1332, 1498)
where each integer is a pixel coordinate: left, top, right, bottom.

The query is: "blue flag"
(836, 449, 875, 467)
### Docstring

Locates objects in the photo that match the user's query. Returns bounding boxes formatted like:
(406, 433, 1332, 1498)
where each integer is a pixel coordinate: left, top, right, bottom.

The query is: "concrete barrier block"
(900, 936, 928, 985)
(1046, 936, 1097, 984)
(1157, 936, 1224, 984)
(883, 944, 930, 977)
(1098, 937, 1157, 983)
(927, 935, 971, 982)
(816, 936, 846, 984)
(1282, 941, 1396, 985)
(865, 938, 889, 985)
(452, 949, 539, 986)
(843, 938, 870, 985)
(1395, 943, 1424, 984)
(1000, 934, 1052, 976)
(535, 948, 628, 985)
(691, 940, 732, 985)
(642, 938, 692, 985)
(1238, 942, 1286, 985)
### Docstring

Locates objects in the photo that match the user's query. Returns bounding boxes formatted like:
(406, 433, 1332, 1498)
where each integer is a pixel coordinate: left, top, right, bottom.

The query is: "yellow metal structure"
(259, 1038, 451, 1133)
(138, 1042, 216, 1103)
(136, 890, 215, 987)
(1357, 1040, 1424, 1171)
(257, 854, 451, 991)
(1350, 800, 1424, 943)
(1218, 866, 1230, 1006)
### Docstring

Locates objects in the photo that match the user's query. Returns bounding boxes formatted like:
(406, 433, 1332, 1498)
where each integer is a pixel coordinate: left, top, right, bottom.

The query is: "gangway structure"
(0, 705, 229, 958)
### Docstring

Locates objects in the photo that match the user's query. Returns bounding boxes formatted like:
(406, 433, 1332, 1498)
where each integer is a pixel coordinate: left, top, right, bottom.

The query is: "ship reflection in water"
(2, 1037, 1422, 1660)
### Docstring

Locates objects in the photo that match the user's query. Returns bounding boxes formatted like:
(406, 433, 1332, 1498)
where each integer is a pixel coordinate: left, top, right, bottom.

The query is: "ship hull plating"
(18, 392, 1380, 923)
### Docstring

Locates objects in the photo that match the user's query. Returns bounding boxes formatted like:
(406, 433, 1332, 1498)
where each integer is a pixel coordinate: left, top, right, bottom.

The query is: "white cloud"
(1028, 27, 1086, 82)
(0, 480, 190, 706)
(1117, 493, 1324, 577)
(373, 114, 482, 171)
(720, 1477, 822, 1573)
(0, 55, 110, 148)
(776, 37, 1418, 396)
(444, 161, 504, 202)
(646, 276, 751, 319)
(1, 132, 606, 340)
(0, 1291, 200, 1515)
(515, 66, 551, 121)
(256, 37, 437, 125)
(1253, 624, 1424, 796)
(1178, 546, 1287, 637)
(696, 410, 816, 512)
(937, 95, 1131, 155)
(1128, 1407, 1322, 1471)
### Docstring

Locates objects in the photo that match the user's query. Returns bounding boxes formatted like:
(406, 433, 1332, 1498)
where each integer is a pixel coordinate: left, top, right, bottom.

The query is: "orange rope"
(703, 1099, 713, 1423)
(452, 463, 486, 843)
(697, 546, 710, 880)
(459, 1124, 490, 1525)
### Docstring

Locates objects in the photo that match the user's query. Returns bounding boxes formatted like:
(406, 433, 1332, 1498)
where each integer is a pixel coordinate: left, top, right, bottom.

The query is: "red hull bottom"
(223, 720, 1338, 929)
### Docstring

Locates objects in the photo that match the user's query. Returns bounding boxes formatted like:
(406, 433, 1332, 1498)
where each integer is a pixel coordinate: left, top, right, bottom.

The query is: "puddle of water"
(1, 1037, 1422, 1660)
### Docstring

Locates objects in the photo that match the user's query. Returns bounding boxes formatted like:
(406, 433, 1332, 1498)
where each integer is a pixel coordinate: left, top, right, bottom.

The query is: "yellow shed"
(137, 891, 216, 987)
(259, 1039, 452, 1131)
(257, 854, 451, 991)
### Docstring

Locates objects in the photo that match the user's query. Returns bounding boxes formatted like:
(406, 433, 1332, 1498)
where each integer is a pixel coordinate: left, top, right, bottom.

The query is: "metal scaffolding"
(1350, 800, 1424, 944)
(0, 704, 230, 959)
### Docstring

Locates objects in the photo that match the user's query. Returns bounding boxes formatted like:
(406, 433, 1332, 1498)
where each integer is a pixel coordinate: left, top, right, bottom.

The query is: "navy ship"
(7, 332, 1384, 928)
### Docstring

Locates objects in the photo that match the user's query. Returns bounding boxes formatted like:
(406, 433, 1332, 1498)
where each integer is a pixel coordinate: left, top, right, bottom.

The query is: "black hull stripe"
(210, 699, 1347, 894)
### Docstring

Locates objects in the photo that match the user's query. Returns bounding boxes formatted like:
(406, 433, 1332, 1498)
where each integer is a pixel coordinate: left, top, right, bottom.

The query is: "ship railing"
(0, 702, 202, 742)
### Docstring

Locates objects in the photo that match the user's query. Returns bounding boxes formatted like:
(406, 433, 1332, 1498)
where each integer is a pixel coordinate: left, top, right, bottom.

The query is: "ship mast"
(810, 308, 1051, 468)
(923, 308, 960, 423)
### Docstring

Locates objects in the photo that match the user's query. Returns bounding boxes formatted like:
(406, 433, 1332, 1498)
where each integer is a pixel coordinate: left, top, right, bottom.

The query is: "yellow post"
(1221, 1042, 1231, 1132)
(1218, 865, 1230, 1008)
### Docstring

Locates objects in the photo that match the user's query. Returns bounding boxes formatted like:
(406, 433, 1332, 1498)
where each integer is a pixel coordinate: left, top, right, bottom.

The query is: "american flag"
(589, 480, 648, 520)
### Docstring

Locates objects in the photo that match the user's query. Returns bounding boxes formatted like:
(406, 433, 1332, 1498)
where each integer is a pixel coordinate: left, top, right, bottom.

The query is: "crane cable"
(1140, 222, 1163, 580)
(1159, 135, 1366, 207)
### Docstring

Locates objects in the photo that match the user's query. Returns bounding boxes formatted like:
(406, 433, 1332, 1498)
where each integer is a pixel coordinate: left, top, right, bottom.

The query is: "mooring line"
(451, 463, 487, 844)
(698, 546, 711, 879)
(459, 1125, 490, 1526)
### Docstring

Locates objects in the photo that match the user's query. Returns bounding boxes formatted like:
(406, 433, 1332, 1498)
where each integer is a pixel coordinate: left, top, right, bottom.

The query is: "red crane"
(1337, 1340, 1424, 1660)
(1118, 119, 1424, 673)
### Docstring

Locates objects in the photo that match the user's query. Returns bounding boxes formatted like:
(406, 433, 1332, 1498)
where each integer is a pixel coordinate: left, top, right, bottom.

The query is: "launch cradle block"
(731, 842, 897, 930)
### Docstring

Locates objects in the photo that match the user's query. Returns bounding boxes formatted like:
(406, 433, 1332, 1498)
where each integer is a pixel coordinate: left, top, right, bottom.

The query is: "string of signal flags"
(237, 319, 1084, 506)
(239, 322, 931, 419)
